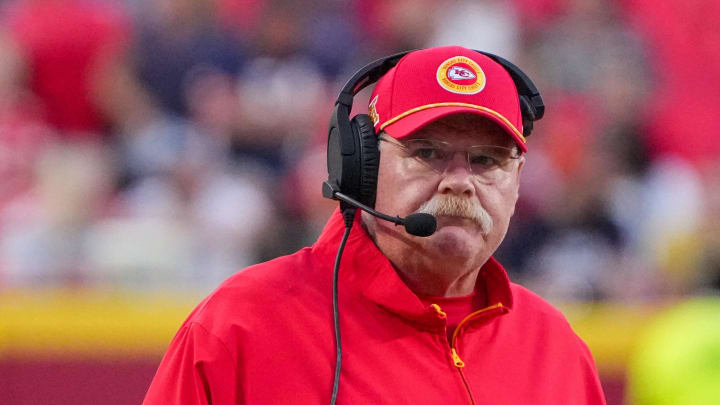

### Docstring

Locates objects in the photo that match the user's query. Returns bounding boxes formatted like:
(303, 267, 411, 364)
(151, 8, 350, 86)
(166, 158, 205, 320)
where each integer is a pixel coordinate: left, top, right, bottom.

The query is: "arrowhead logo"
(448, 66, 476, 81)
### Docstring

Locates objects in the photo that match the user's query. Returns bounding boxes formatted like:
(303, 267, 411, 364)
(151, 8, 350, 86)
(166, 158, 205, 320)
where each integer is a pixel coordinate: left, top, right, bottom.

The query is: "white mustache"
(415, 195, 493, 235)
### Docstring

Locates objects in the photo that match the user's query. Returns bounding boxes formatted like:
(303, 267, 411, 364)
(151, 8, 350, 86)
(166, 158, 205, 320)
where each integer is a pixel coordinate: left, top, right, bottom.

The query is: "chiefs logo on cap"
(436, 56, 486, 95)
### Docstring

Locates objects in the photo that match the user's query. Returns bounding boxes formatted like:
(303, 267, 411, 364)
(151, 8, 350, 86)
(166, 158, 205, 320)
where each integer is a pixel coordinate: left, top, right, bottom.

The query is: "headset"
(321, 49, 545, 404)
(323, 49, 545, 211)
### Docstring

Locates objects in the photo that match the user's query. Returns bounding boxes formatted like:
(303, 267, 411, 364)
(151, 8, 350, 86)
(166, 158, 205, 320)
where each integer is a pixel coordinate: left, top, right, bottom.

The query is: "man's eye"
(469, 154, 499, 167)
(413, 147, 442, 160)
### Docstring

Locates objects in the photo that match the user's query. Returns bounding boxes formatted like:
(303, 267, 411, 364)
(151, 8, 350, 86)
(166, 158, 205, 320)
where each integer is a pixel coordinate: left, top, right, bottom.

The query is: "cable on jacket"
(330, 210, 354, 405)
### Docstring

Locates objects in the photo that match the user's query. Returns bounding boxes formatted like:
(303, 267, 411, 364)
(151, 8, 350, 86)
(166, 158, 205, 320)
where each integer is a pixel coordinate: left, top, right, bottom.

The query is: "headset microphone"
(403, 213, 437, 238)
(324, 181, 437, 237)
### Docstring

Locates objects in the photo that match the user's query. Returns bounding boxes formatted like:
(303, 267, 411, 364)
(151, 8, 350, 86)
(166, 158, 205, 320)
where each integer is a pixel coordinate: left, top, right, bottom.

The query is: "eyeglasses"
(378, 134, 521, 181)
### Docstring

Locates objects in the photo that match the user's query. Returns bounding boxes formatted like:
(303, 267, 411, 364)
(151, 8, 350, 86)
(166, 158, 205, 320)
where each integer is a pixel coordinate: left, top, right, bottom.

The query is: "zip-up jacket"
(144, 210, 607, 404)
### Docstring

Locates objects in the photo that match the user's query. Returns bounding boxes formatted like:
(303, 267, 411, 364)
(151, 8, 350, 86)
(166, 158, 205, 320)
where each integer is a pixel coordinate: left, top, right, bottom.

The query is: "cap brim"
(381, 106, 527, 152)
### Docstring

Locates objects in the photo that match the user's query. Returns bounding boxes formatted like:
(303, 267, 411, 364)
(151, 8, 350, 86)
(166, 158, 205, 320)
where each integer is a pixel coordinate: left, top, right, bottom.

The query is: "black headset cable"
(330, 209, 355, 404)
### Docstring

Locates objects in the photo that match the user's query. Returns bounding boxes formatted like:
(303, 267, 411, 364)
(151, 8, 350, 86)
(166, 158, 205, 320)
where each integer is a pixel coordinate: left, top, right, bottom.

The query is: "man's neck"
(392, 260, 483, 297)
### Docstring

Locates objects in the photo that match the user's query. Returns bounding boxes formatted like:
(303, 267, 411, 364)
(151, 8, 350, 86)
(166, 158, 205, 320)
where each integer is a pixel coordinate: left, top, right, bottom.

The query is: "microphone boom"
(332, 190, 436, 237)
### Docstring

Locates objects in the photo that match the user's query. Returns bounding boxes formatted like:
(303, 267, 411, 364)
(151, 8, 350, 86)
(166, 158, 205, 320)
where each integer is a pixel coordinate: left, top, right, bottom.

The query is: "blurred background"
(1, 0, 719, 403)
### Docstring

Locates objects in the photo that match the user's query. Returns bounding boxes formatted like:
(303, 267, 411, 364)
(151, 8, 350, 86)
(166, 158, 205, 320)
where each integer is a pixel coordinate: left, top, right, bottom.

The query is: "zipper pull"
(451, 348, 465, 368)
(430, 303, 447, 319)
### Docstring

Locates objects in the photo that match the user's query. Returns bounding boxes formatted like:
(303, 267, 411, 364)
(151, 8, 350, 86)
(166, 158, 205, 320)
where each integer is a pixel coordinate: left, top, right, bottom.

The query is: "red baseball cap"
(368, 46, 527, 152)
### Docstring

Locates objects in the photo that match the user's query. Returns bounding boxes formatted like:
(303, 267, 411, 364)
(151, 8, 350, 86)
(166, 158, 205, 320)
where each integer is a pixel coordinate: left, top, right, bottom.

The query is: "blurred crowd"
(0, 0, 718, 300)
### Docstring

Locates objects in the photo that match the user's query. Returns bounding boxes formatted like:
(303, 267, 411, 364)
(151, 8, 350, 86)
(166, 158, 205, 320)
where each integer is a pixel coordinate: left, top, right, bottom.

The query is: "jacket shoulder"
(508, 283, 602, 374)
(500, 284, 606, 404)
(184, 247, 328, 338)
(211, 247, 319, 301)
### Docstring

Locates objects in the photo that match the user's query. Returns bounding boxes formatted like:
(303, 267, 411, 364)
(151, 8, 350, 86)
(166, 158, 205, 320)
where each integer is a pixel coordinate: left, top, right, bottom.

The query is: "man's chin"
(426, 225, 484, 258)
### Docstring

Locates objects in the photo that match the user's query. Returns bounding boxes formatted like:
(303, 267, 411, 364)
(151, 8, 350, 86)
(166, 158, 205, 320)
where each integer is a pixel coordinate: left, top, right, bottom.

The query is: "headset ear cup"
(351, 114, 380, 208)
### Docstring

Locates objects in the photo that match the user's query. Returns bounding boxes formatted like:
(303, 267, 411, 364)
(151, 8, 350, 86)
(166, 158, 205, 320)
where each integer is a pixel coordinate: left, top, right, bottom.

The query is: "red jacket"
(144, 211, 607, 404)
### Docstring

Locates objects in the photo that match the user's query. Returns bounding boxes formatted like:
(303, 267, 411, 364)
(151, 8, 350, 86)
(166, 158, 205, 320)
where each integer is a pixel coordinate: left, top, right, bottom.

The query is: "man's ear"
(517, 155, 526, 174)
(510, 155, 525, 216)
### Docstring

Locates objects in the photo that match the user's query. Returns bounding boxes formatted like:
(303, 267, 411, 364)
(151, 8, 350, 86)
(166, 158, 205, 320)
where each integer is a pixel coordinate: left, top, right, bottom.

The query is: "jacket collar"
(312, 209, 514, 327)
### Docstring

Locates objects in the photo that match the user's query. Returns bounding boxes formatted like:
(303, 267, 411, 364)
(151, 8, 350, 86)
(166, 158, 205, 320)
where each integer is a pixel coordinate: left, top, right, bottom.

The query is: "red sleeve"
(578, 338, 608, 405)
(143, 322, 241, 404)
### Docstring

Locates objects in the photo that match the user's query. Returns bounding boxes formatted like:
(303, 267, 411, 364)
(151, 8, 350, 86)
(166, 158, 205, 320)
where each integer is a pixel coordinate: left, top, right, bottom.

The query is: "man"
(144, 46, 607, 404)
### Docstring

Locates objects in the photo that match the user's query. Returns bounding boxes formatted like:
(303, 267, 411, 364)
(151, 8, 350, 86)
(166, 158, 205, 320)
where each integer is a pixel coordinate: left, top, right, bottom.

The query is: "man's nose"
(438, 152, 474, 197)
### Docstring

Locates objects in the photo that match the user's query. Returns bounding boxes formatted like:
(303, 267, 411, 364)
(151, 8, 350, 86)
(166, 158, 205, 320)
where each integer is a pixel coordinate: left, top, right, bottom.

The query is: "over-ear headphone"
(322, 49, 544, 210)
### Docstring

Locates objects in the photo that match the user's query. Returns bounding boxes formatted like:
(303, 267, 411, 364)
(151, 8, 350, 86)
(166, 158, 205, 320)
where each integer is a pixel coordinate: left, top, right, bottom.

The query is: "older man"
(144, 46, 606, 404)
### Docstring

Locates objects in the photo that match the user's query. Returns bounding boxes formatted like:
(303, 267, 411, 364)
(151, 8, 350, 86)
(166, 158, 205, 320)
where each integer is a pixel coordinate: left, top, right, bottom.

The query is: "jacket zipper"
(432, 302, 505, 405)
(451, 302, 505, 358)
